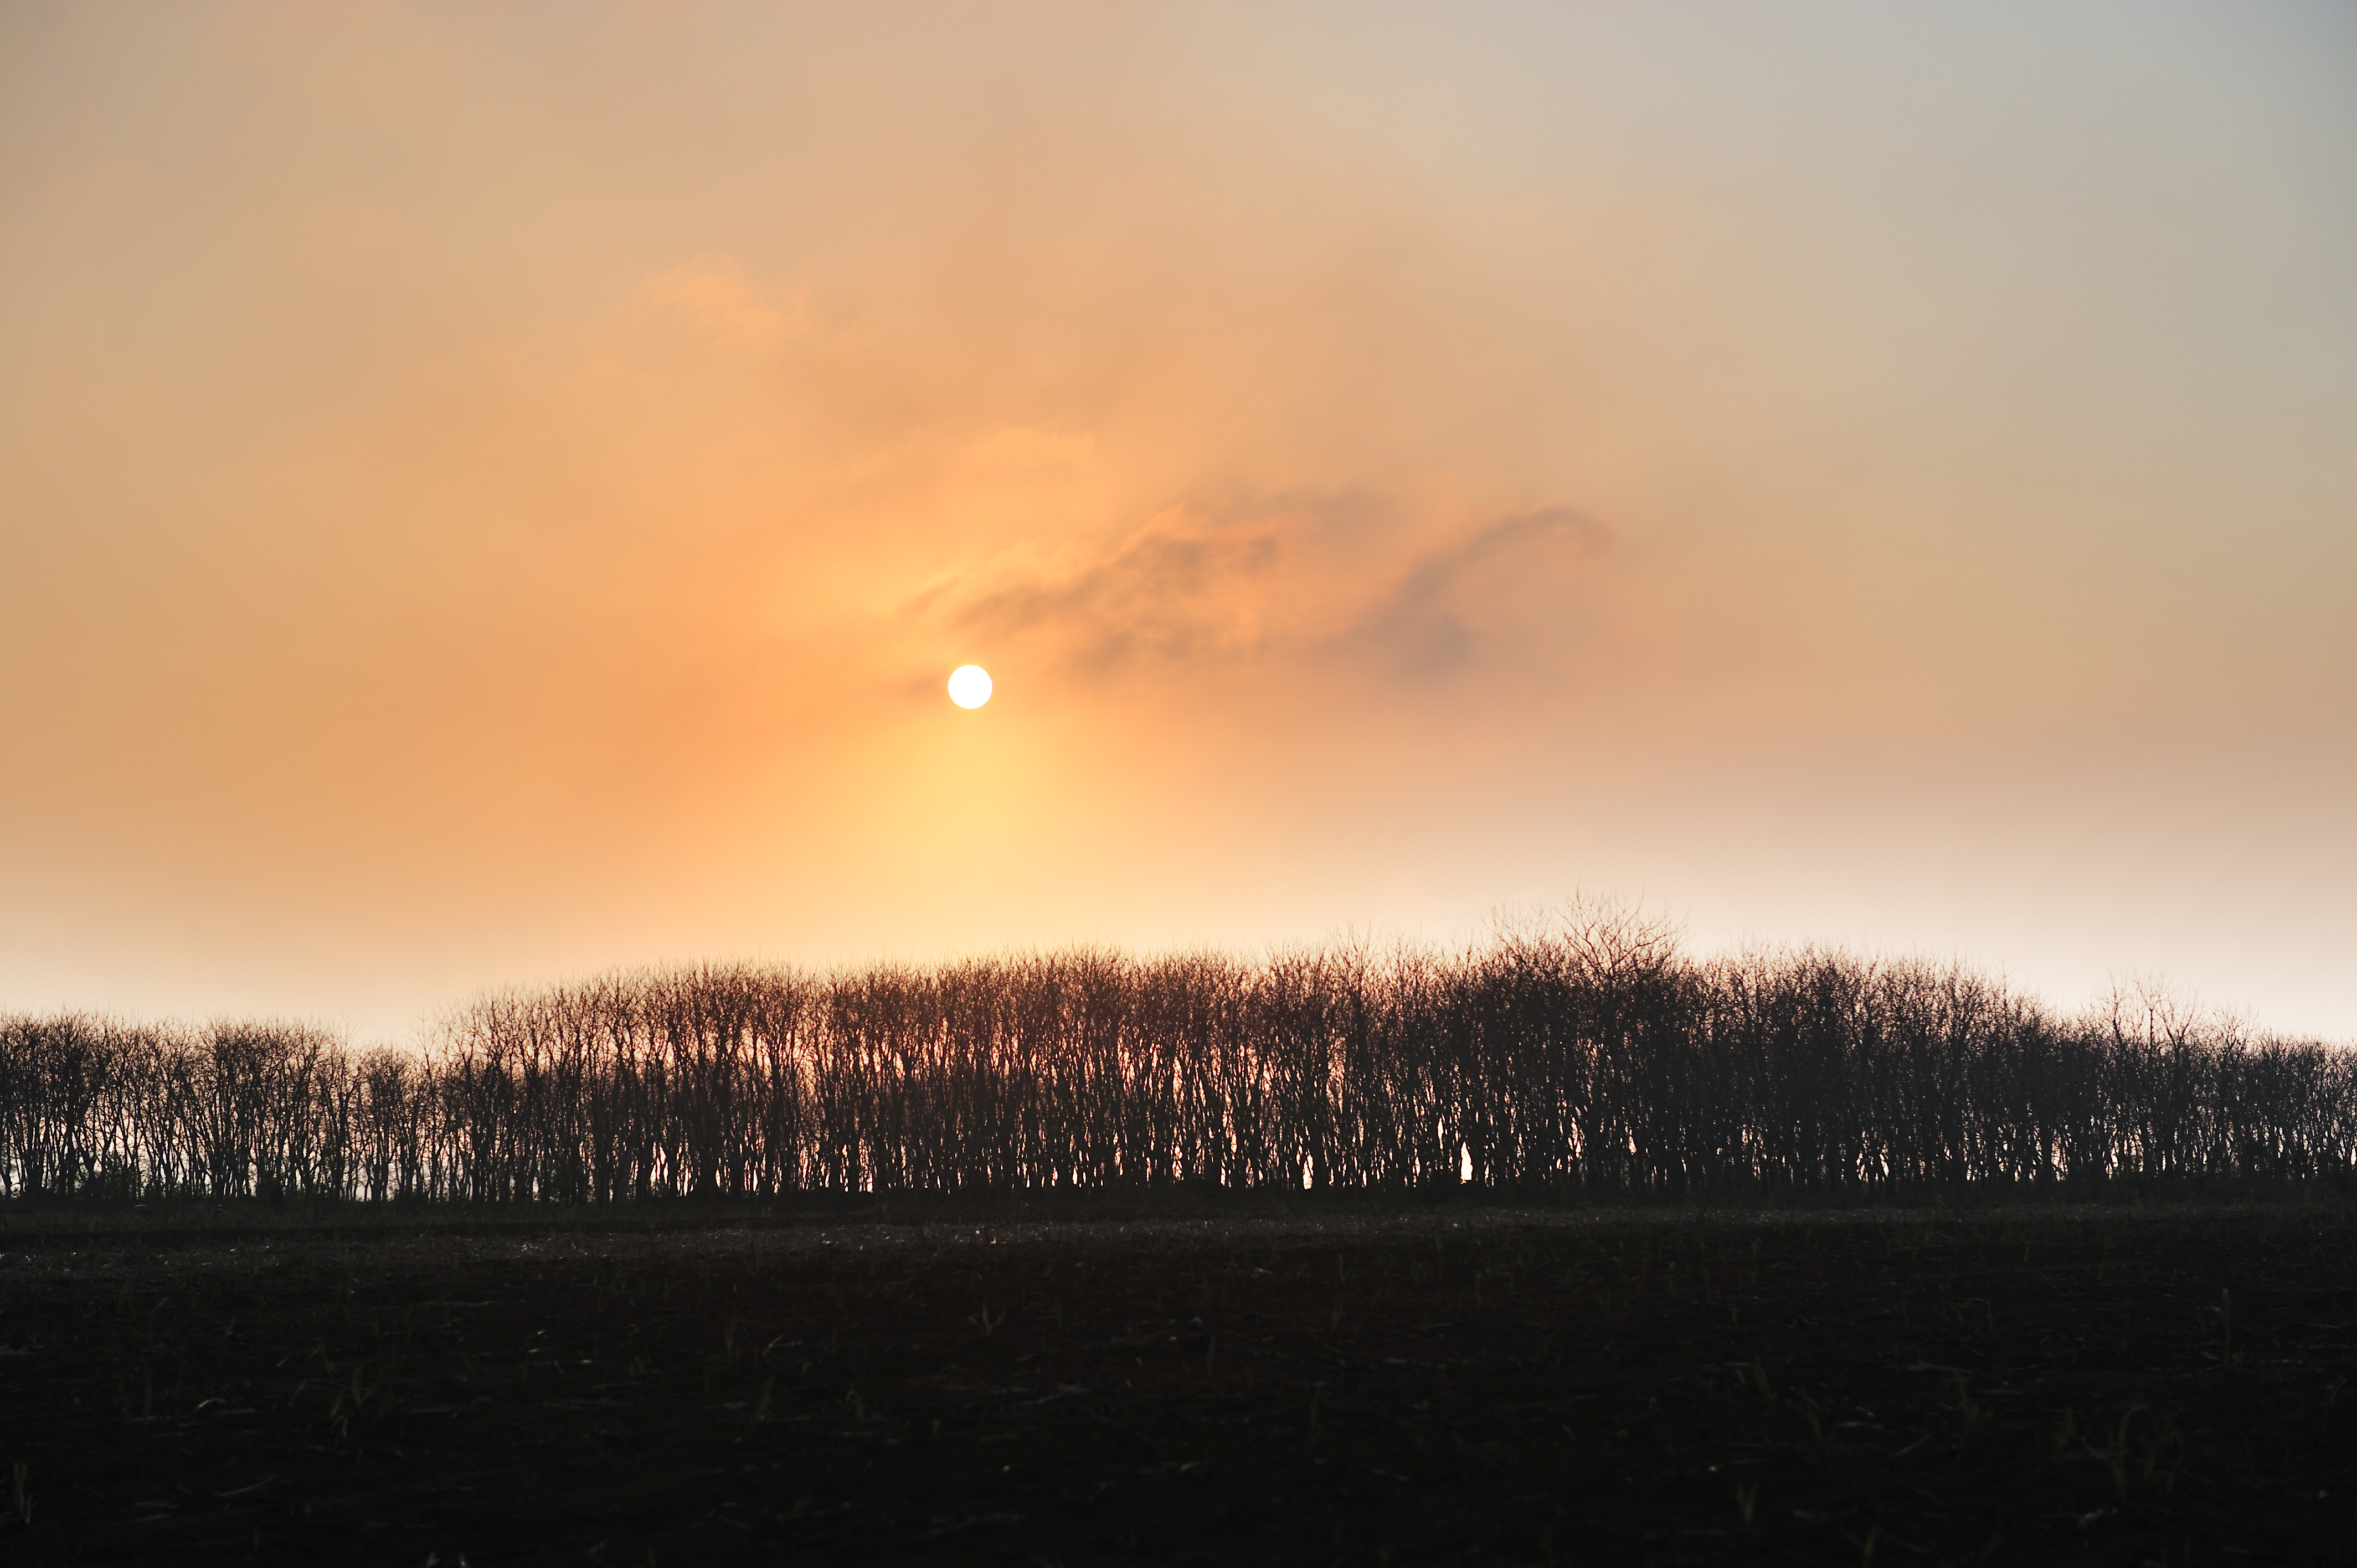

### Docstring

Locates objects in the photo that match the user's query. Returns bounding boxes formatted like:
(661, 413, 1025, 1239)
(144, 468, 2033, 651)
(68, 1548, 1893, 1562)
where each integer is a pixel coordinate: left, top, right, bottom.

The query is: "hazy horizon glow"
(3, 2, 2353, 1041)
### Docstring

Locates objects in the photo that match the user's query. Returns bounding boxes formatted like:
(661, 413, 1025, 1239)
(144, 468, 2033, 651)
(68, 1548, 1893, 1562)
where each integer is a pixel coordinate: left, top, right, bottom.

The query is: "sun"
(946, 664, 993, 709)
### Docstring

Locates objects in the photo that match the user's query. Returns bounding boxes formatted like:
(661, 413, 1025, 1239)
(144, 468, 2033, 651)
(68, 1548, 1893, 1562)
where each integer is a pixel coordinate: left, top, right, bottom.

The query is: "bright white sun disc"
(946, 664, 993, 708)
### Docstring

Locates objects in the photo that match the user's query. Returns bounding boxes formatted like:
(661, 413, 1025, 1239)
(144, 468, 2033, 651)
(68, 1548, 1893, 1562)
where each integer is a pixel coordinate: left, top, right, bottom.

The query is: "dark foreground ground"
(1, 1199, 2352, 1565)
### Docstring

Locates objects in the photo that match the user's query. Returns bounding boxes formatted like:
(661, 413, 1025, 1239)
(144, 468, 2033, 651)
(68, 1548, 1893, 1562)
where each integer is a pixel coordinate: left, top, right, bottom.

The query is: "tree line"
(4, 910, 2350, 1204)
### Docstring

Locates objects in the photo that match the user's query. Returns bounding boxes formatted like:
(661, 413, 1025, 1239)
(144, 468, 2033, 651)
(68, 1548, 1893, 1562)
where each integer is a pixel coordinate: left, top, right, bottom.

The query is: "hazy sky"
(4, 1, 2353, 1041)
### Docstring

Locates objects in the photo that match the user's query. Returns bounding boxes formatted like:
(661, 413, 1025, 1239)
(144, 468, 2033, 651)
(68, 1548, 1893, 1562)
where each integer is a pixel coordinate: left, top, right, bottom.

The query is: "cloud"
(627, 254, 807, 352)
(944, 507, 1288, 670)
(923, 499, 1613, 683)
(1347, 507, 1613, 678)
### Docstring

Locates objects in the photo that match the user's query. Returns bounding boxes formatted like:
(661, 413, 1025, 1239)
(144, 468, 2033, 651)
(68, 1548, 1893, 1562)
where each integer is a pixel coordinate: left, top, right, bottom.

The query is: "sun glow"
(947, 664, 994, 709)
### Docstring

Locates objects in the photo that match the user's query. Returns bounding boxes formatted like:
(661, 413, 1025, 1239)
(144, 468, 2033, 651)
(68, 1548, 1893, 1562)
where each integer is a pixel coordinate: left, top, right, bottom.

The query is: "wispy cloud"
(940, 508, 1288, 670)
(1346, 507, 1612, 677)
(626, 253, 809, 352)
(921, 499, 1613, 682)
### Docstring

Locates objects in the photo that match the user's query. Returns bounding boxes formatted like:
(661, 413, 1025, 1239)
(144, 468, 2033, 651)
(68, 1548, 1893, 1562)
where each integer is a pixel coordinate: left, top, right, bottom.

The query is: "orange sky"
(3, 2, 2353, 1041)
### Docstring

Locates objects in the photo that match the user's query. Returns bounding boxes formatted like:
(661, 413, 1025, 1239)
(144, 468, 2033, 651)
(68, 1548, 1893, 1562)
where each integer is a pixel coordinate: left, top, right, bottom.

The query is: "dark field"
(2, 1202, 2352, 1565)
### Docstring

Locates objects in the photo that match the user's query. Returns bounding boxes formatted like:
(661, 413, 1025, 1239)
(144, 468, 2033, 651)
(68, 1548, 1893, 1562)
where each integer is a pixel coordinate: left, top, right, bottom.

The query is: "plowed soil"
(2, 1201, 2351, 1564)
